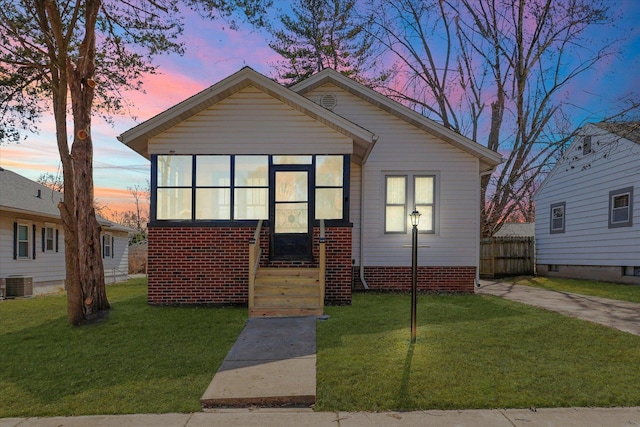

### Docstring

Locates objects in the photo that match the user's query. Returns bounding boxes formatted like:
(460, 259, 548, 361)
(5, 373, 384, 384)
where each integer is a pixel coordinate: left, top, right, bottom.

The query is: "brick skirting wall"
(147, 225, 353, 305)
(354, 266, 476, 293)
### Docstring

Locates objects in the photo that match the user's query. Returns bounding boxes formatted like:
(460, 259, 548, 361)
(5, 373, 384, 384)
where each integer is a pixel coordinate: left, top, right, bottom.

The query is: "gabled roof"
(0, 167, 63, 219)
(534, 121, 640, 200)
(291, 68, 503, 172)
(594, 121, 640, 144)
(0, 167, 135, 233)
(118, 67, 376, 161)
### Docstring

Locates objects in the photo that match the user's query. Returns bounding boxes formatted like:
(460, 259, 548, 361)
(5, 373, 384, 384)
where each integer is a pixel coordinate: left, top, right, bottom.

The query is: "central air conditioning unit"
(6, 276, 33, 297)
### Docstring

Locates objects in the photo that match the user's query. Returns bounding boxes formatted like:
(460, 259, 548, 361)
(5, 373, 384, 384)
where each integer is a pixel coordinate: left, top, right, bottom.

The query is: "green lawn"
(0, 278, 246, 417)
(512, 276, 640, 303)
(316, 292, 640, 411)
(2, 279, 640, 417)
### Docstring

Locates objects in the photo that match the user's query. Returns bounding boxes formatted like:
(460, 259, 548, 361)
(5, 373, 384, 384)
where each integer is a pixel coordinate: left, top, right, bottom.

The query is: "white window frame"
(383, 172, 438, 235)
(16, 222, 31, 259)
(45, 225, 55, 252)
(609, 187, 633, 228)
(103, 234, 112, 258)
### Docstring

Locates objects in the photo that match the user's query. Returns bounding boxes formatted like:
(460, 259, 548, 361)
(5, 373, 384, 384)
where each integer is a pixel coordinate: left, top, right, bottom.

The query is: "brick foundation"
(353, 266, 476, 293)
(147, 225, 353, 305)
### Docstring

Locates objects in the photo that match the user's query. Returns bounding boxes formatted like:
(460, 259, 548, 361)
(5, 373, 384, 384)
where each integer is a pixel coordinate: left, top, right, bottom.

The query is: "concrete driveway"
(477, 280, 640, 336)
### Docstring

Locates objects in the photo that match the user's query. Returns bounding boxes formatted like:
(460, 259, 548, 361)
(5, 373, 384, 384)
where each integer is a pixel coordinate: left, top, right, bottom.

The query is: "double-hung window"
(550, 202, 565, 233)
(17, 223, 30, 258)
(45, 226, 55, 252)
(609, 187, 633, 228)
(384, 174, 436, 234)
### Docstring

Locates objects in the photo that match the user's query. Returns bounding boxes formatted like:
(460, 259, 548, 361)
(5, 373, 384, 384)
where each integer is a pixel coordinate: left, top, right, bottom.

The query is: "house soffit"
(117, 67, 375, 162)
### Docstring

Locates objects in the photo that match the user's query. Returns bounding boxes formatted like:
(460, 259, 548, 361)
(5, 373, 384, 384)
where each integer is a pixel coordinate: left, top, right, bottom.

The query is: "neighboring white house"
(0, 167, 133, 296)
(534, 122, 640, 285)
(118, 66, 502, 314)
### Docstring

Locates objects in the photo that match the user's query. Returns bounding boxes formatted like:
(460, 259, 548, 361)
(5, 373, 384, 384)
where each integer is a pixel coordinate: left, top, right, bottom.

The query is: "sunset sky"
(1, 0, 639, 217)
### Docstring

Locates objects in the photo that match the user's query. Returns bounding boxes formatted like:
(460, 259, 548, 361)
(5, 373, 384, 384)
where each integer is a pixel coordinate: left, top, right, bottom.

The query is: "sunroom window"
(157, 155, 192, 220)
(315, 155, 343, 220)
(234, 156, 268, 220)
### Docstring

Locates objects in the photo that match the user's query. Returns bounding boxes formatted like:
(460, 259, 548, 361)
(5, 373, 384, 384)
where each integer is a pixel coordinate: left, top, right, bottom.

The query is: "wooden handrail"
(319, 220, 326, 311)
(248, 219, 263, 310)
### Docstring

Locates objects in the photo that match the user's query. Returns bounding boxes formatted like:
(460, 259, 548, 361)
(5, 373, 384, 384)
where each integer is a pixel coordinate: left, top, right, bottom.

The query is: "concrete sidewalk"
(200, 316, 317, 408)
(3, 407, 640, 426)
(477, 280, 640, 335)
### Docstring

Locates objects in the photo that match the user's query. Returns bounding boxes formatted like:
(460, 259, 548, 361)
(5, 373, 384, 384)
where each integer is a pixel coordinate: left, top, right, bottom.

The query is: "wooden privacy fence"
(480, 236, 535, 278)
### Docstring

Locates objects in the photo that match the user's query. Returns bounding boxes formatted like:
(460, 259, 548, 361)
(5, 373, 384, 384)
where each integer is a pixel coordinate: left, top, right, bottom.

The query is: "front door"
(270, 166, 313, 260)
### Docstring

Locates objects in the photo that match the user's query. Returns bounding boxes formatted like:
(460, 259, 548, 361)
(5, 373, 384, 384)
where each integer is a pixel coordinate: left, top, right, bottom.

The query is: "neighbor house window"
(102, 234, 113, 258)
(582, 136, 592, 155)
(609, 187, 633, 228)
(315, 155, 344, 220)
(45, 226, 55, 251)
(384, 174, 436, 234)
(16, 223, 31, 259)
(550, 202, 565, 233)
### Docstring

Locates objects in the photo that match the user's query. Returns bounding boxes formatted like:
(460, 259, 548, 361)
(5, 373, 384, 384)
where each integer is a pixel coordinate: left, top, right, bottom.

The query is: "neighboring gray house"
(534, 122, 640, 285)
(0, 167, 133, 296)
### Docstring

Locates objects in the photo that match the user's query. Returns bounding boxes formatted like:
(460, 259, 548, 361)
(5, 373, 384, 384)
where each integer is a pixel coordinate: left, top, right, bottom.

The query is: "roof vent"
(319, 94, 337, 110)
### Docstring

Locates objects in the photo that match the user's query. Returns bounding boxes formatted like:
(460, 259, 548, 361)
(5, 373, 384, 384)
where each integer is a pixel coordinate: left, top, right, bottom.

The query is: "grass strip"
(0, 278, 246, 417)
(316, 292, 640, 411)
(512, 276, 640, 303)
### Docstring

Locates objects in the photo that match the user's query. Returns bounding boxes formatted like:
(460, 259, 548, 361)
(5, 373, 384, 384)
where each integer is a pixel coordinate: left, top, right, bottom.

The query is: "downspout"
(359, 135, 379, 290)
(359, 161, 369, 289)
(477, 164, 498, 286)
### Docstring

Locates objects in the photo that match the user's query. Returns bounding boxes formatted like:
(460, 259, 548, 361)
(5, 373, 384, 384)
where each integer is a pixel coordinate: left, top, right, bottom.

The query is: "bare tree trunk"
(43, 0, 109, 323)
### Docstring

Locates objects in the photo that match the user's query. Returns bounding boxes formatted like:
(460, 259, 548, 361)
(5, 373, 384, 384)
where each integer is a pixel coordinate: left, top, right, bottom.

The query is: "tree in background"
(108, 182, 150, 244)
(37, 172, 64, 193)
(366, 0, 628, 236)
(268, 0, 378, 85)
(0, 0, 269, 324)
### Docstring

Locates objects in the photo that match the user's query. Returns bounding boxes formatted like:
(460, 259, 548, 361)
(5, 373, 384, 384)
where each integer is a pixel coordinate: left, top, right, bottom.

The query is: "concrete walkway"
(3, 407, 640, 426)
(477, 280, 640, 335)
(201, 316, 317, 408)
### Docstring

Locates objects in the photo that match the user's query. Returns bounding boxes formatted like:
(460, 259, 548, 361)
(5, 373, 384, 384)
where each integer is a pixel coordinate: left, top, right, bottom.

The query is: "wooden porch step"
(249, 307, 323, 317)
(254, 283, 320, 297)
(250, 267, 322, 318)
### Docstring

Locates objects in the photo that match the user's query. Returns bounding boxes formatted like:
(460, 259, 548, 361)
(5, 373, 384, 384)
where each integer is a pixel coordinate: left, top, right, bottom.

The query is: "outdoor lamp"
(410, 209, 421, 227)
(410, 209, 421, 343)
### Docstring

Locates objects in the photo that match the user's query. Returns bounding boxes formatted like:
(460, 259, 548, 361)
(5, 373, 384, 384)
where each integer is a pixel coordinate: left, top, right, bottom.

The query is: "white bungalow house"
(534, 122, 640, 285)
(0, 167, 133, 296)
(118, 67, 502, 316)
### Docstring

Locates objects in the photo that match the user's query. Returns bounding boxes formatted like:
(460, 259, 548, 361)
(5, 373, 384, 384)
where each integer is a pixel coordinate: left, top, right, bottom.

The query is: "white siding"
(102, 232, 130, 283)
(0, 216, 66, 286)
(149, 86, 353, 155)
(1, 216, 132, 289)
(535, 124, 640, 266)
(307, 84, 481, 267)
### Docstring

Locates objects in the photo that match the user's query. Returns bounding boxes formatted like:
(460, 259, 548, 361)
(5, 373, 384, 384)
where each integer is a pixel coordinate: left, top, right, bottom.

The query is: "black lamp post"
(410, 209, 421, 344)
